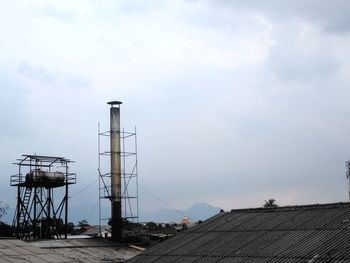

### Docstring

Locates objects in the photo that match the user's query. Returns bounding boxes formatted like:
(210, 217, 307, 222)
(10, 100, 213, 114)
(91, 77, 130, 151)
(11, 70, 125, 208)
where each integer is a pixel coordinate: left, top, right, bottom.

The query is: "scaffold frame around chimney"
(98, 124, 139, 237)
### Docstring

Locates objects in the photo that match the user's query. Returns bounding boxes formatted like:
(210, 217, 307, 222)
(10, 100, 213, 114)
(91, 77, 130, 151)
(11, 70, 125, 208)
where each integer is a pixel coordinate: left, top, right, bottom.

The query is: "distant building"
(82, 225, 111, 238)
(181, 216, 190, 230)
(126, 202, 350, 262)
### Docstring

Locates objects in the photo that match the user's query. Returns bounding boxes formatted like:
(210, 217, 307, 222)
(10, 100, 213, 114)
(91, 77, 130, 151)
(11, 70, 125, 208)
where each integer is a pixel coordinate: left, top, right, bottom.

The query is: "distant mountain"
(185, 202, 221, 221)
(139, 202, 221, 223)
(3, 202, 220, 226)
(69, 203, 106, 225)
(68, 202, 221, 225)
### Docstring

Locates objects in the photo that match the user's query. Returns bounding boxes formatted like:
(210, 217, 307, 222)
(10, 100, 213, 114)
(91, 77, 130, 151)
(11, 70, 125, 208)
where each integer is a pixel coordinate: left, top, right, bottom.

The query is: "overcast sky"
(1, 0, 350, 220)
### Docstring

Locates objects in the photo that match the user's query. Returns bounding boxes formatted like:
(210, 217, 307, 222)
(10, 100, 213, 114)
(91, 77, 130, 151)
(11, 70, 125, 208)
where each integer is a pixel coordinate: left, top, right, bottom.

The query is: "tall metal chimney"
(108, 101, 122, 241)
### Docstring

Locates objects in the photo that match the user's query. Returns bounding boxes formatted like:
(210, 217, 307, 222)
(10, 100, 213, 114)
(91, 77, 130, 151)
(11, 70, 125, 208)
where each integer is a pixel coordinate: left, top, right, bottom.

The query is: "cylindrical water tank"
(25, 170, 65, 184)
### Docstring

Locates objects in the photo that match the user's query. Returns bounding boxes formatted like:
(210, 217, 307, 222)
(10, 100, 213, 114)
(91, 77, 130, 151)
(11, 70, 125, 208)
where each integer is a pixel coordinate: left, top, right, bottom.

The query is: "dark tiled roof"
(126, 202, 350, 263)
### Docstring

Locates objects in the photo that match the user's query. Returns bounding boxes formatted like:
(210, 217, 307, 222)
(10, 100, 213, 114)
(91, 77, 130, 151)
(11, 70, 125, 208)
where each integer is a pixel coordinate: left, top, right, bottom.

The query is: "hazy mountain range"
(139, 202, 221, 223)
(1, 202, 221, 225)
(68, 202, 221, 224)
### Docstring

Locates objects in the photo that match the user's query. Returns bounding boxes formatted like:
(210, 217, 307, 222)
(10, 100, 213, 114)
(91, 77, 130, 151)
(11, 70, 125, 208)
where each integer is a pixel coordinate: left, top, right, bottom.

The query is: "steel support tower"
(10, 155, 76, 240)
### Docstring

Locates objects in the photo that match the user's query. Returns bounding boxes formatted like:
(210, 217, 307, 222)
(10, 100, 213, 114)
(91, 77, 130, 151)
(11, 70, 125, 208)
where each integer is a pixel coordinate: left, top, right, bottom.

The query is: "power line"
(87, 198, 99, 221)
(138, 184, 185, 218)
(71, 178, 98, 198)
(71, 178, 185, 220)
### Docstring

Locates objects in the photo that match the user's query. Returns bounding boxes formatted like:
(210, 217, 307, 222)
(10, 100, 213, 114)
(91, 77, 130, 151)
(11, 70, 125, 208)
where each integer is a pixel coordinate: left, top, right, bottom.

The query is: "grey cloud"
(89, 0, 166, 20)
(267, 41, 341, 81)
(117, 0, 166, 14)
(257, 8, 345, 81)
(133, 59, 350, 207)
(0, 69, 29, 137)
(212, 0, 350, 33)
(18, 62, 89, 89)
(35, 5, 76, 22)
(176, 5, 267, 35)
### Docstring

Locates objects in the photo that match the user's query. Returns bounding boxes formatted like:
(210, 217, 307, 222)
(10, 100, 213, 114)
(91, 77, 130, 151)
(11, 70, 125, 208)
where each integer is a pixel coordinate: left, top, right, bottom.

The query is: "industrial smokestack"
(108, 101, 122, 241)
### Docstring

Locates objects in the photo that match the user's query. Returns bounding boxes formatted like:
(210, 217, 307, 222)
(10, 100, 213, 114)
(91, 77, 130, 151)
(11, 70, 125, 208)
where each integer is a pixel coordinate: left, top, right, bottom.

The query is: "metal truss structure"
(10, 155, 76, 240)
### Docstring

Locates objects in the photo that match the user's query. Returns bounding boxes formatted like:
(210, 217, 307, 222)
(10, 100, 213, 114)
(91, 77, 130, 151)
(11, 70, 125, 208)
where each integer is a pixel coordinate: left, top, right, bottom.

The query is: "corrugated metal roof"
(0, 238, 73, 263)
(31, 238, 140, 262)
(126, 202, 350, 263)
(0, 237, 140, 263)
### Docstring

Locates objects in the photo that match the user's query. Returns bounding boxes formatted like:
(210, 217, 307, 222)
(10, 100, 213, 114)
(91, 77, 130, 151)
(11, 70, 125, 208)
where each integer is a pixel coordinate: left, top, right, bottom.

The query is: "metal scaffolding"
(98, 124, 139, 236)
(10, 154, 76, 240)
(346, 161, 350, 201)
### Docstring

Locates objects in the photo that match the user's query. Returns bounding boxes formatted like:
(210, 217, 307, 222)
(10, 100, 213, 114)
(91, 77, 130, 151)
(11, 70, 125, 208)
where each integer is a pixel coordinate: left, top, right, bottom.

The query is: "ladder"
(17, 187, 32, 238)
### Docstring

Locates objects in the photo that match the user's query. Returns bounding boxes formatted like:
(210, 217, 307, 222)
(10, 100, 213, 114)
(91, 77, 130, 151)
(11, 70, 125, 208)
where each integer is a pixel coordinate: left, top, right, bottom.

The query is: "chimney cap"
(107, 101, 123, 106)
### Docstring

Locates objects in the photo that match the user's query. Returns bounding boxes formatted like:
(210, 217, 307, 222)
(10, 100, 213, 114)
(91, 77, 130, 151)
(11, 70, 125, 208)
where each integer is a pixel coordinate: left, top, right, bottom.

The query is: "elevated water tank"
(25, 169, 65, 184)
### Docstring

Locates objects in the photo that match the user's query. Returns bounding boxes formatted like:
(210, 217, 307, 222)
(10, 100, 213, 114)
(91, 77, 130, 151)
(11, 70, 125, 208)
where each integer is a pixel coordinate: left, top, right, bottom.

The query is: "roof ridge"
(229, 201, 350, 213)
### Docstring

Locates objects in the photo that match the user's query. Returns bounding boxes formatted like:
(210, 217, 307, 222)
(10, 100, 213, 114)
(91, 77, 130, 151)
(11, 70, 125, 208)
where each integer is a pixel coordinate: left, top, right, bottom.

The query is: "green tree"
(146, 222, 157, 230)
(263, 199, 278, 208)
(0, 222, 13, 237)
(78, 219, 89, 227)
(67, 222, 74, 233)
